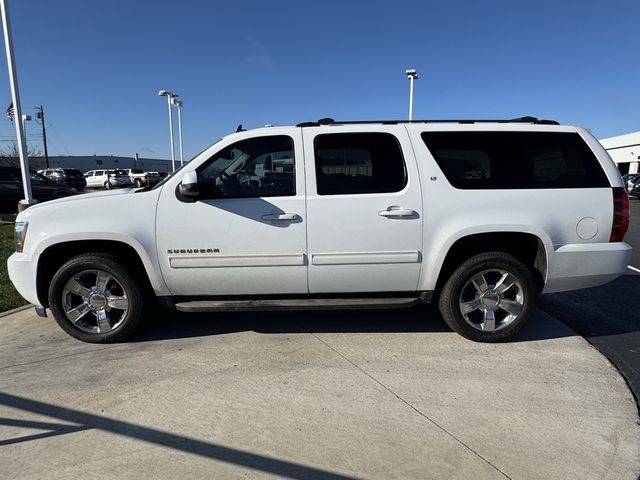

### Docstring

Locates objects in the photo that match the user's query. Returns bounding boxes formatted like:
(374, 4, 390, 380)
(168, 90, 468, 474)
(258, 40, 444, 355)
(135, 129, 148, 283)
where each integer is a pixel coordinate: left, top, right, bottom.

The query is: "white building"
(599, 131, 640, 175)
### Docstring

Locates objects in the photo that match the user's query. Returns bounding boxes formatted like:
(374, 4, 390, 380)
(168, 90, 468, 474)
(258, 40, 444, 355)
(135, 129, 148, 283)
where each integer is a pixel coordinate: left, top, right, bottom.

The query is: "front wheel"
(48, 254, 147, 343)
(438, 252, 537, 342)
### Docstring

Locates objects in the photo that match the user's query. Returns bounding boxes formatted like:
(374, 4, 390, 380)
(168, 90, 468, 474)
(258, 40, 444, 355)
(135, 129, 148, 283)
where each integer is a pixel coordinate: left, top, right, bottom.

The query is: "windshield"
(29, 171, 49, 184)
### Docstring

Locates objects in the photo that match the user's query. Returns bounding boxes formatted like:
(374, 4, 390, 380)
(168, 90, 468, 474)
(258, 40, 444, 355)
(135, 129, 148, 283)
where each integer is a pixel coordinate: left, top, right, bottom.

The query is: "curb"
(0, 304, 31, 318)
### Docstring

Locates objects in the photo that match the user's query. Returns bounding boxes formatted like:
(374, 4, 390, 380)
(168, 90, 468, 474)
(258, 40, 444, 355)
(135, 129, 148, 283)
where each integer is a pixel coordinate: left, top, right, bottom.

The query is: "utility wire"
(44, 116, 71, 155)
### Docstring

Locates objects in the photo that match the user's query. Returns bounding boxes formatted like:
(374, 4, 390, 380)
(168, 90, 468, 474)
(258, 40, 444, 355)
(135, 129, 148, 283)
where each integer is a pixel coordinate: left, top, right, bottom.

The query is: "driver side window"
(196, 135, 295, 199)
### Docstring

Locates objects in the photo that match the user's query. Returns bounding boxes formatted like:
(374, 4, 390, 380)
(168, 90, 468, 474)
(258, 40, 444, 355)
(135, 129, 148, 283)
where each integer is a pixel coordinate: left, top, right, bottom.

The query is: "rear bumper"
(7, 251, 41, 307)
(542, 242, 632, 294)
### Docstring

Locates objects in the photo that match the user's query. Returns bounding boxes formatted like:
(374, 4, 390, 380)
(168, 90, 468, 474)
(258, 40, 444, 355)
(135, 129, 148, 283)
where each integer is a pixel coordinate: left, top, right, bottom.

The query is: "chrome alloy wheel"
(61, 269, 129, 334)
(458, 269, 525, 332)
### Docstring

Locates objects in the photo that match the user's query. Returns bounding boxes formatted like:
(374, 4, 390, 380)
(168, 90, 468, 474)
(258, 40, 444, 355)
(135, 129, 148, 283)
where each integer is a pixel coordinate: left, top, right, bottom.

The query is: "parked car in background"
(0, 167, 77, 212)
(123, 168, 152, 187)
(622, 173, 640, 191)
(144, 171, 164, 186)
(629, 179, 640, 199)
(37, 168, 87, 191)
(84, 169, 131, 189)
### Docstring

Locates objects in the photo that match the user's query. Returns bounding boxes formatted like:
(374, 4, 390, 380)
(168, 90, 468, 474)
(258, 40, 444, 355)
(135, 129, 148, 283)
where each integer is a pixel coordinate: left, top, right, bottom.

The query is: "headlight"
(14, 222, 28, 253)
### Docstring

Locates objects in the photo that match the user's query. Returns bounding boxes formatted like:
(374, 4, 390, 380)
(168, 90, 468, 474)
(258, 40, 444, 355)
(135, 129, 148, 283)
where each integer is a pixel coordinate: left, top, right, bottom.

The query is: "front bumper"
(7, 251, 41, 306)
(542, 242, 632, 294)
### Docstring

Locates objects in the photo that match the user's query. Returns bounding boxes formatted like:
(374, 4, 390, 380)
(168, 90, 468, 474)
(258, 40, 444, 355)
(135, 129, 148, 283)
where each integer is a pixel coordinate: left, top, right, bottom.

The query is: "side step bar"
(175, 296, 425, 313)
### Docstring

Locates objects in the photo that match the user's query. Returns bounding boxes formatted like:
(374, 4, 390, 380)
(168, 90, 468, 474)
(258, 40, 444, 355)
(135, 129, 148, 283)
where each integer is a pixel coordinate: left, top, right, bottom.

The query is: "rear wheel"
(134, 178, 143, 187)
(438, 252, 537, 342)
(48, 254, 147, 343)
(104, 181, 111, 190)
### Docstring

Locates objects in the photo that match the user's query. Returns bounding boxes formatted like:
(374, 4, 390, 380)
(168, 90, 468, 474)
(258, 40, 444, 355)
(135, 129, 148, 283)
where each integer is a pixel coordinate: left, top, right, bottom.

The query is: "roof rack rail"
(296, 116, 559, 127)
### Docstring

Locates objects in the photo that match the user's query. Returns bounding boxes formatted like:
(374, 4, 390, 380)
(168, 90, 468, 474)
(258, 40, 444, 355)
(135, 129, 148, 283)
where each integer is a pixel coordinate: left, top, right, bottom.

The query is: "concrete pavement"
(0, 306, 639, 479)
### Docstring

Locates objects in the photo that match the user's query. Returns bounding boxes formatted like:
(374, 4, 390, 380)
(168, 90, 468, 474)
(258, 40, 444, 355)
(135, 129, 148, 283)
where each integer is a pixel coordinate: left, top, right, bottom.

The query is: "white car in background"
(84, 169, 131, 189)
(123, 169, 157, 188)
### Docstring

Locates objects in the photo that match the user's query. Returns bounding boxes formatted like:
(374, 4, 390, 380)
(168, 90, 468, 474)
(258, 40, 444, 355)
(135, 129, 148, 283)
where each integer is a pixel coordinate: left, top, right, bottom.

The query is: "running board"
(174, 297, 423, 313)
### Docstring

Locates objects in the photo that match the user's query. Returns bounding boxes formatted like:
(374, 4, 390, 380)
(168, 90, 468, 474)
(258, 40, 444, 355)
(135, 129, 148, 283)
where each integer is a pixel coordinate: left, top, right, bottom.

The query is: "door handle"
(261, 213, 300, 221)
(378, 207, 417, 218)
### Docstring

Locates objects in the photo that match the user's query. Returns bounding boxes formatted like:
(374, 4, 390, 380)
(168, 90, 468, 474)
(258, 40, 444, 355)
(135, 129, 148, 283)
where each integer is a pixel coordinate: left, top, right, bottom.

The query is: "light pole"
(36, 106, 49, 169)
(406, 69, 418, 121)
(21, 113, 30, 132)
(172, 98, 184, 166)
(21, 113, 30, 164)
(158, 89, 178, 171)
(1, 0, 35, 210)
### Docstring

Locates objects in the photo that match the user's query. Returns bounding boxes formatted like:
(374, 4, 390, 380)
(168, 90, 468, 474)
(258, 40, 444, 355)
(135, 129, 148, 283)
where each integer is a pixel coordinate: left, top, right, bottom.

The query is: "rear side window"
(421, 131, 609, 189)
(314, 133, 406, 195)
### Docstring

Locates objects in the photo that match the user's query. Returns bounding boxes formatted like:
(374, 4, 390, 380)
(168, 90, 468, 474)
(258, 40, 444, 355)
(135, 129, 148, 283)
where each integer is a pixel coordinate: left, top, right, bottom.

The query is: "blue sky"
(0, 0, 638, 160)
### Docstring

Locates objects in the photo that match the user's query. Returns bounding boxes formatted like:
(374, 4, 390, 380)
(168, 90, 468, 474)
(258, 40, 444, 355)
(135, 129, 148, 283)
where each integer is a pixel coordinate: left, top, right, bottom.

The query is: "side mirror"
(179, 170, 200, 197)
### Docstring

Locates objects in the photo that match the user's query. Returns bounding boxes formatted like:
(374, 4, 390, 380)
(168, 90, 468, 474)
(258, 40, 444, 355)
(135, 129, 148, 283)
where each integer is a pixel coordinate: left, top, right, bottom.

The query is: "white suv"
(8, 117, 631, 343)
(85, 169, 131, 189)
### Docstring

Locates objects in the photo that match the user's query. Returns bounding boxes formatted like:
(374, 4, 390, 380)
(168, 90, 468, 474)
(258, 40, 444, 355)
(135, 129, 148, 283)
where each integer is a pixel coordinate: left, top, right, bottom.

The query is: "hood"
(17, 187, 145, 220)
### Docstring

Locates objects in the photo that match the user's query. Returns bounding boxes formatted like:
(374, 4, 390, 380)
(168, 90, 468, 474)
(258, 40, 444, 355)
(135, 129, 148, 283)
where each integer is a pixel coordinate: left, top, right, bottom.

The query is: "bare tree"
(0, 142, 44, 169)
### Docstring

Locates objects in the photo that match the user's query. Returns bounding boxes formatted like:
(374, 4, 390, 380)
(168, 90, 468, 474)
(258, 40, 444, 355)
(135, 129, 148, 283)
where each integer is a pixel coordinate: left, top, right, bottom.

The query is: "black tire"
(48, 254, 147, 343)
(104, 181, 111, 190)
(135, 178, 143, 187)
(438, 252, 537, 342)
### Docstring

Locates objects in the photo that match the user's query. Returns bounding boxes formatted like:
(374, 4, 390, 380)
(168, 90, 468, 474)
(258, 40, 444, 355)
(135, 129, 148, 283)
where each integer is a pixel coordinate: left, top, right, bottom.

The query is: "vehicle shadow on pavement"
(0, 392, 357, 480)
(132, 304, 576, 344)
(538, 273, 640, 338)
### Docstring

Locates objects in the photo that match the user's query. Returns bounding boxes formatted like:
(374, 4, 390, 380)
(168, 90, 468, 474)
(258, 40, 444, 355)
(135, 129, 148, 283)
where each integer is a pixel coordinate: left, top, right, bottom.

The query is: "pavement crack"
(311, 333, 513, 480)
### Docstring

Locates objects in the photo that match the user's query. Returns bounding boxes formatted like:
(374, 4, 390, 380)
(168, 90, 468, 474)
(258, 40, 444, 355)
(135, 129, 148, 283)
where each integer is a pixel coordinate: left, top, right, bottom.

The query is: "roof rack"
(295, 116, 559, 127)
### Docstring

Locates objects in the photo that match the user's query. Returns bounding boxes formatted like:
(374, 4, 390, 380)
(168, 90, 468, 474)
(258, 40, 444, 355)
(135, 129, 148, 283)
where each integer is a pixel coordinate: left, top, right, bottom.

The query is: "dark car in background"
(0, 167, 77, 212)
(630, 179, 640, 199)
(38, 168, 87, 191)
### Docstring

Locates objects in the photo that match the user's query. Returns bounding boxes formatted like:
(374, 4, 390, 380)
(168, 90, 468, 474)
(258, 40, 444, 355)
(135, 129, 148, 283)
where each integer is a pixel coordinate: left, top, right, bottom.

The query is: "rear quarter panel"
(405, 124, 615, 291)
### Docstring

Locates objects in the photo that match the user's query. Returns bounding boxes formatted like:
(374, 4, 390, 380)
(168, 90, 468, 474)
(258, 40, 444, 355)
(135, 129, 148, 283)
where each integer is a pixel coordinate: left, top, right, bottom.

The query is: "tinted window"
(29, 172, 47, 184)
(421, 131, 609, 189)
(314, 133, 406, 195)
(196, 135, 295, 199)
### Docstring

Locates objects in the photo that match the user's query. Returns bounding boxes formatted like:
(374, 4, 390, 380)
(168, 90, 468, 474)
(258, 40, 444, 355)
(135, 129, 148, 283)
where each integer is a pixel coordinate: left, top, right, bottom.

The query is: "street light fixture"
(21, 113, 30, 132)
(406, 69, 418, 121)
(172, 98, 184, 167)
(158, 89, 178, 171)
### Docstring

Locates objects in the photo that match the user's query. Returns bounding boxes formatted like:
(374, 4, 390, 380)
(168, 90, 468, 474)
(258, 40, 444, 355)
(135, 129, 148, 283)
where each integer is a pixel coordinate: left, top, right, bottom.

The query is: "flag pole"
(0, 0, 35, 210)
